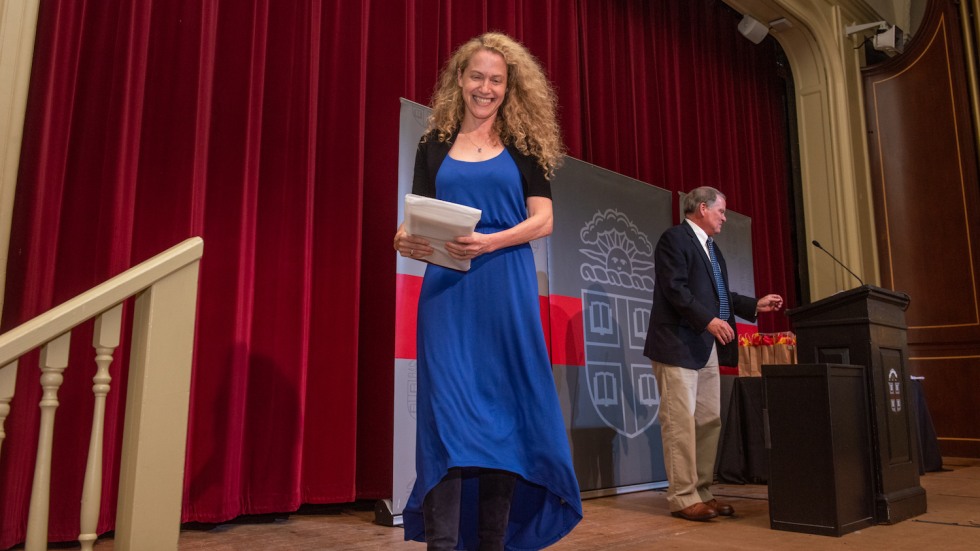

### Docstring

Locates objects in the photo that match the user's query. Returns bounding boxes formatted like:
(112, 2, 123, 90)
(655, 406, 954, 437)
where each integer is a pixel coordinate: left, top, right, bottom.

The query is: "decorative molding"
(723, 0, 885, 300)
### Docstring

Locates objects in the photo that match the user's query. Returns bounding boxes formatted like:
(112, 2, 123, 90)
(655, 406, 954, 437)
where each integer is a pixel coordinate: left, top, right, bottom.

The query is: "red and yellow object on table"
(737, 332, 797, 376)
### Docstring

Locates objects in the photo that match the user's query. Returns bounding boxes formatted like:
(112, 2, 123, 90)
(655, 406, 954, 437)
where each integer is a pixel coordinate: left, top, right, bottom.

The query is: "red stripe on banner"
(397, 281, 556, 361)
(395, 273, 423, 359)
(549, 294, 585, 367)
(403, 290, 751, 367)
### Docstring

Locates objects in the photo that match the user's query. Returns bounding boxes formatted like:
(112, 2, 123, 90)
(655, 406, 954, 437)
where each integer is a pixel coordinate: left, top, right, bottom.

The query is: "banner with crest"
(547, 158, 674, 493)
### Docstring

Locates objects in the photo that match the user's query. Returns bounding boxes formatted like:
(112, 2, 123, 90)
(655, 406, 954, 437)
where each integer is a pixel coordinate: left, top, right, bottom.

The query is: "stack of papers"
(404, 194, 482, 271)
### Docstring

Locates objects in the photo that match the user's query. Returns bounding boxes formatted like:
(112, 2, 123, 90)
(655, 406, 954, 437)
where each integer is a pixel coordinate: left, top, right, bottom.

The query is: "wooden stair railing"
(0, 237, 204, 551)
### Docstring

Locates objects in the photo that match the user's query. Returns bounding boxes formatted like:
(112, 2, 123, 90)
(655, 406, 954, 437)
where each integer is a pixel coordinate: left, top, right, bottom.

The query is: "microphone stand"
(811, 240, 865, 287)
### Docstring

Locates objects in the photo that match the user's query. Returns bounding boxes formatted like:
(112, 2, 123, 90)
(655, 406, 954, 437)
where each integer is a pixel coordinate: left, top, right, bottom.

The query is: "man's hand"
(707, 317, 735, 344)
(756, 294, 784, 313)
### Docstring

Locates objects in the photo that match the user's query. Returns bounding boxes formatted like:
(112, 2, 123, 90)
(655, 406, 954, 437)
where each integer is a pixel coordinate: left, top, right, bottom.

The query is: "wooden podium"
(786, 285, 926, 524)
(764, 363, 874, 536)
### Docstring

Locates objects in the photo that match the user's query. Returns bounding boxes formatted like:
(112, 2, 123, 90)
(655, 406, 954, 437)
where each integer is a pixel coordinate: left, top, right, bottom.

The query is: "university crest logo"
(579, 210, 659, 438)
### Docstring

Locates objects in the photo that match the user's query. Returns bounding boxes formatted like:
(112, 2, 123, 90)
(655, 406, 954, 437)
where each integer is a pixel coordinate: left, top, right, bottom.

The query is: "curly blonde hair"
(427, 32, 565, 179)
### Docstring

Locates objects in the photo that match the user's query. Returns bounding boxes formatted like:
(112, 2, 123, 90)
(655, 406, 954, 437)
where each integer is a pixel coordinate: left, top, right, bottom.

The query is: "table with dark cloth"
(716, 375, 942, 484)
(910, 377, 944, 473)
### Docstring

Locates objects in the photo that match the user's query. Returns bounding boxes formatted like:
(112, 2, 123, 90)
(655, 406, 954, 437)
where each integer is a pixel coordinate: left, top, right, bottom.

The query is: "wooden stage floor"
(96, 458, 979, 550)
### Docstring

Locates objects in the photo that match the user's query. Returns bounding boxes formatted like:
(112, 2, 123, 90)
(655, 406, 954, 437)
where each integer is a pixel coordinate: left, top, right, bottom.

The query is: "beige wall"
(862, 0, 932, 37)
(863, 0, 907, 32)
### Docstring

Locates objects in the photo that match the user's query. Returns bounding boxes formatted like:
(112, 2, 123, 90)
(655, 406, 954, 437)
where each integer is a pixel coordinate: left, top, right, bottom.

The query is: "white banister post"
(114, 260, 200, 551)
(79, 304, 122, 551)
(26, 331, 72, 551)
(0, 360, 18, 461)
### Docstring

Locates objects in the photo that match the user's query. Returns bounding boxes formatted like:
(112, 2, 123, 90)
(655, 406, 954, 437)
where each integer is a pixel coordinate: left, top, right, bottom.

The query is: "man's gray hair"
(682, 186, 726, 215)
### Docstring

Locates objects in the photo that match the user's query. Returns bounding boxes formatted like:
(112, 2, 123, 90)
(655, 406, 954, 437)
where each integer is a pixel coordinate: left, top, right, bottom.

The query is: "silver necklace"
(462, 131, 491, 153)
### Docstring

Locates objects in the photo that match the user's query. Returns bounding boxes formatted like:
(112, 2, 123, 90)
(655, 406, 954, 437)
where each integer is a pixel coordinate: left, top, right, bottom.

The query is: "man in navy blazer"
(644, 186, 783, 521)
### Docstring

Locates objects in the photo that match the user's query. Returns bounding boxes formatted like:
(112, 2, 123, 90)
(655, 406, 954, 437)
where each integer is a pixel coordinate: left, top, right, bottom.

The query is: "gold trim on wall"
(965, 1, 980, 165)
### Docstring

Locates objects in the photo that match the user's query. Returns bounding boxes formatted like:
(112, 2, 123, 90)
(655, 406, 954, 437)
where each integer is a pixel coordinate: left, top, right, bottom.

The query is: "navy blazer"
(643, 221, 757, 369)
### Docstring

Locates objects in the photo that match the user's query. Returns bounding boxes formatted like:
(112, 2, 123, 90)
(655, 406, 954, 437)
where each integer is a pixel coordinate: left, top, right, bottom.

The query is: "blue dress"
(403, 149, 582, 550)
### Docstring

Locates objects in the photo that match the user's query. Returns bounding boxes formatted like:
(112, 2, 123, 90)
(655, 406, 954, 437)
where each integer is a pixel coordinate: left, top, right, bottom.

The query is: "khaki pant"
(654, 346, 721, 512)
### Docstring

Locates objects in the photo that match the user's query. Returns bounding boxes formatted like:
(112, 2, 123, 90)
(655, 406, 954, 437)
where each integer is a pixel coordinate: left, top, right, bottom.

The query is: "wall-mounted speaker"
(738, 15, 769, 44)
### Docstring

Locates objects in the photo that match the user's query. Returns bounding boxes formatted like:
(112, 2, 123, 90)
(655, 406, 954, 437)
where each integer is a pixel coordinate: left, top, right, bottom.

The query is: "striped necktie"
(707, 237, 730, 320)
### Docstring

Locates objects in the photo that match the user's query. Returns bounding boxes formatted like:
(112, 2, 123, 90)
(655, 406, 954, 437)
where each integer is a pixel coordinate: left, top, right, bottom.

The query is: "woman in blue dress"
(393, 32, 582, 550)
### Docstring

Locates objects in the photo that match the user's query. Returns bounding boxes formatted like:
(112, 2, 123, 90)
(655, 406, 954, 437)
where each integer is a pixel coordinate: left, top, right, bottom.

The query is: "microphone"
(811, 240, 865, 286)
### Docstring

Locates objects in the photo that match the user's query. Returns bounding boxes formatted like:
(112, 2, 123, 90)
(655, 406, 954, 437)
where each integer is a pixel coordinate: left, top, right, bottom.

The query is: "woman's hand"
(445, 232, 493, 260)
(444, 196, 552, 261)
(393, 224, 432, 259)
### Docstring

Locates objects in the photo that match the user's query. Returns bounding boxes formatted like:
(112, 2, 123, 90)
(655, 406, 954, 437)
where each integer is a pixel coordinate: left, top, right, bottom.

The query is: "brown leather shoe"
(670, 502, 718, 521)
(705, 499, 734, 516)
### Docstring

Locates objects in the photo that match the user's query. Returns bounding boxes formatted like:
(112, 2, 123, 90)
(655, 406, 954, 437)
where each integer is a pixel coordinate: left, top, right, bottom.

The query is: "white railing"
(0, 237, 204, 551)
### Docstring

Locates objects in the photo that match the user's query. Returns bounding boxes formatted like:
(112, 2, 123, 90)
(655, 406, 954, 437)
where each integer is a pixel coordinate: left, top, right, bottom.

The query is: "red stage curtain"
(0, 0, 793, 546)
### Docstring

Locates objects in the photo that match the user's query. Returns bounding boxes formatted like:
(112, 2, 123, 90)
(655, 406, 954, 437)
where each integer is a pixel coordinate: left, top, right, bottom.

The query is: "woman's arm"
(444, 196, 552, 259)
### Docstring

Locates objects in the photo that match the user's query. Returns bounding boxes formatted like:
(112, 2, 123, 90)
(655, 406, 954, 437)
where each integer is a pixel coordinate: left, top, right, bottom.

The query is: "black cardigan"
(412, 131, 552, 200)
